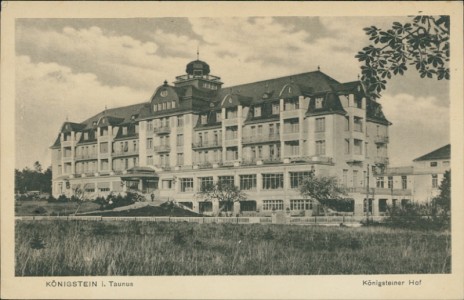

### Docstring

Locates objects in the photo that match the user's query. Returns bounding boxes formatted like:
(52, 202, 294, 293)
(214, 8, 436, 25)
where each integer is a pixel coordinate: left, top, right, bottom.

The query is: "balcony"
(112, 149, 139, 157)
(154, 145, 171, 153)
(223, 118, 238, 126)
(281, 132, 299, 141)
(153, 126, 171, 135)
(288, 155, 333, 164)
(343, 187, 412, 196)
(224, 139, 239, 147)
(155, 165, 171, 171)
(75, 153, 98, 161)
(280, 109, 300, 119)
(242, 134, 280, 145)
(192, 140, 222, 150)
(374, 156, 389, 165)
(374, 135, 389, 144)
(175, 74, 221, 82)
(61, 140, 74, 147)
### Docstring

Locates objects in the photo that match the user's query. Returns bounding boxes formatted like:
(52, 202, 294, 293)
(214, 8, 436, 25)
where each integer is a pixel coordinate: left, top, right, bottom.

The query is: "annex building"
(51, 57, 422, 217)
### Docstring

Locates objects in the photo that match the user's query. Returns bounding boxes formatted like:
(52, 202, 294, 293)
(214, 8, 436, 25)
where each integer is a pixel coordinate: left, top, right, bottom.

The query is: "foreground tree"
(196, 181, 246, 216)
(433, 170, 451, 214)
(356, 15, 450, 99)
(15, 163, 52, 194)
(299, 171, 346, 215)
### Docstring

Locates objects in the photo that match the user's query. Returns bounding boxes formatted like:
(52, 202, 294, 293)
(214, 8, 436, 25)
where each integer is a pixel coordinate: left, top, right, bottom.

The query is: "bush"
(384, 202, 449, 231)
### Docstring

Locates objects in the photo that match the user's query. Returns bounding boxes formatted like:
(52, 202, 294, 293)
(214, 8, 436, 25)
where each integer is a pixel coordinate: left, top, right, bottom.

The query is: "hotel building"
(51, 58, 406, 216)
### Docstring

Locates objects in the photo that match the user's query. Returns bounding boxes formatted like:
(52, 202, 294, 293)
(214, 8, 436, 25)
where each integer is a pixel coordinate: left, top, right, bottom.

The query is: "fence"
(15, 215, 385, 224)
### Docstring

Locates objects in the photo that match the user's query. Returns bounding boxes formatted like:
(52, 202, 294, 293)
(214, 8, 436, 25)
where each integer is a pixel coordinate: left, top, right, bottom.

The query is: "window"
(263, 200, 284, 211)
(122, 127, 128, 135)
(354, 139, 363, 155)
(316, 140, 326, 155)
(344, 139, 350, 154)
(147, 121, 153, 131)
(226, 126, 238, 140)
(272, 103, 280, 114)
(430, 161, 438, 167)
(180, 178, 194, 192)
(100, 159, 109, 171)
(167, 101, 172, 109)
(101, 127, 108, 136)
(290, 199, 312, 210)
(226, 147, 238, 161)
(162, 180, 173, 189)
(432, 174, 438, 188)
(201, 115, 207, 124)
(147, 138, 153, 149)
(254, 106, 262, 117)
(257, 125, 263, 136)
(354, 117, 363, 132)
(226, 108, 237, 119)
(290, 172, 312, 189)
(262, 173, 284, 190)
(219, 176, 235, 186)
(315, 117, 325, 132)
(353, 170, 359, 188)
(401, 176, 407, 189)
(388, 176, 393, 189)
(199, 176, 213, 191)
(344, 116, 350, 131)
(379, 199, 388, 213)
(258, 145, 263, 158)
(216, 111, 222, 122)
(177, 134, 184, 146)
(147, 156, 153, 165)
(84, 132, 89, 140)
(342, 169, 348, 187)
(172, 101, 176, 109)
(376, 177, 384, 188)
(153, 104, 158, 112)
(284, 99, 299, 110)
(177, 115, 184, 127)
(269, 143, 281, 159)
(443, 161, 450, 167)
(315, 97, 323, 109)
(286, 141, 299, 156)
(133, 140, 138, 151)
(160, 154, 170, 167)
(177, 153, 184, 165)
(284, 118, 299, 133)
(240, 175, 256, 190)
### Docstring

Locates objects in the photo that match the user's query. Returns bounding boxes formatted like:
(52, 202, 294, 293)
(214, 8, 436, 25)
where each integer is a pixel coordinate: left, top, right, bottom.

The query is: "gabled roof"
(306, 92, 346, 117)
(414, 144, 451, 161)
(366, 100, 391, 125)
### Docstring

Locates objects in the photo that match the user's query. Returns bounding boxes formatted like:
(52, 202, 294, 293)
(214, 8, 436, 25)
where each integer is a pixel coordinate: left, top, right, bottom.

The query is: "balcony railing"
(75, 153, 98, 160)
(112, 149, 139, 157)
(374, 156, 389, 165)
(224, 139, 239, 147)
(242, 134, 280, 144)
(281, 132, 300, 141)
(153, 126, 171, 134)
(344, 187, 412, 196)
(154, 145, 171, 153)
(175, 74, 221, 82)
(192, 140, 222, 149)
(287, 155, 333, 164)
(374, 135, 389, 144)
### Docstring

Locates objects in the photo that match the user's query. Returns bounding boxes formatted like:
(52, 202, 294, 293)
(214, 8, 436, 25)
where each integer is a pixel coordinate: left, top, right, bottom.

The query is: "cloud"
(15, 55, 149, 169)
(380, 93, 450, 166)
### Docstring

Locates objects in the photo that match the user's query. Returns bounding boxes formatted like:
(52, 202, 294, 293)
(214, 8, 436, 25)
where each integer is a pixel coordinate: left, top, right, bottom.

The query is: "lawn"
(15, 220, 451, 276)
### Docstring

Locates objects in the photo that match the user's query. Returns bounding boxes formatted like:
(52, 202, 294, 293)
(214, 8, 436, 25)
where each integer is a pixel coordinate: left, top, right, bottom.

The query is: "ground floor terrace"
(52, 164, 414, 217)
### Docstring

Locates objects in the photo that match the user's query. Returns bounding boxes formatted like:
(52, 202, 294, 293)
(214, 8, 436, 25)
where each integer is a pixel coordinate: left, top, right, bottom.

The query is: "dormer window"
(167, 101, 172, 109)
(194, 70, 203, 77)
(272, 103, 280, 114)
(315, 97, 323, 109)
(122, 127, 128, 135)
(216, 111, 222, 122)
(172, 101, 176, 109)
(153, 105, 158, 112)
(84, 132, 89, 140)
(201, 115, 208, 124)
(254, 106, 262, 117)
(226, 108, 237, 119)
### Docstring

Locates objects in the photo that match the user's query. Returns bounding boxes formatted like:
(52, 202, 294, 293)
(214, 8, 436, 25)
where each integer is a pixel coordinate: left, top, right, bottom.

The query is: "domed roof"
(186, 59, 210, 76)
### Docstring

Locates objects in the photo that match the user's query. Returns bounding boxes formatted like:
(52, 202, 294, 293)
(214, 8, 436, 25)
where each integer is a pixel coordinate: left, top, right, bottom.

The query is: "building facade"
(51, 58, 400, 216)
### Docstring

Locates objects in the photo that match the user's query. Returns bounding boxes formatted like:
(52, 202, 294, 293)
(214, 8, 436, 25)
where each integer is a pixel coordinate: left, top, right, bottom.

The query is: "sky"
(15, 17, 450, 170)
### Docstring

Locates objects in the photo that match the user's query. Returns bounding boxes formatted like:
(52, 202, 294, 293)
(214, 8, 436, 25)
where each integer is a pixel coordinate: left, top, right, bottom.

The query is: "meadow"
(15, 220, 451, 276)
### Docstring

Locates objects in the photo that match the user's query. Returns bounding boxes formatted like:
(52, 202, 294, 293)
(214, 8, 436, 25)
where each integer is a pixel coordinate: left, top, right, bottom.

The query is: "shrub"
(384, 202, 449, 231)
(33, 206, 47, 215)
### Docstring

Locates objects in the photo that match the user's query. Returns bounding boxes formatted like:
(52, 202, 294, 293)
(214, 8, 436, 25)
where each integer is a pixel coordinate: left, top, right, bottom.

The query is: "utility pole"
(365, 164, 370, 226)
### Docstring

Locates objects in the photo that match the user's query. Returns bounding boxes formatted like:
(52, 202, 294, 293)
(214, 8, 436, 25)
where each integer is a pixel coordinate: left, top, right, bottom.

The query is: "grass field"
(15, 220, 451, 276)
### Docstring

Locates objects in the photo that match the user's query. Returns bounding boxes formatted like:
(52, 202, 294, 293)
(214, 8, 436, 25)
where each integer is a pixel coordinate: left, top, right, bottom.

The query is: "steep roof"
(413, 144, 451, 161)
(81, 103, 148, 129)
